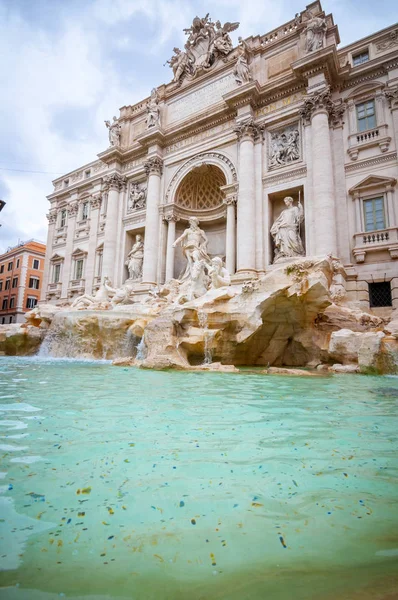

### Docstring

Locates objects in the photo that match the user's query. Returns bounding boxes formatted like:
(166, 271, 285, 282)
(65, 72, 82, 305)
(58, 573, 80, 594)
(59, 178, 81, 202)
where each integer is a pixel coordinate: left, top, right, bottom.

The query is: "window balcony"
(353, 226, 398, 262)
(348, 124, 391, 160)
(47, 282, 62, 299)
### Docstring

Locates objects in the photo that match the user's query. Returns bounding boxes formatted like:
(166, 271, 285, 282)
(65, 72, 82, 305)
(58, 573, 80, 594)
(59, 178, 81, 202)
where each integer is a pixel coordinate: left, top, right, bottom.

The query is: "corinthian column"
(300, 89, 337, 257)
(61, 202, 78, 299)
(223, 195, 237, 275)
(142, 156, 163, 286)
(102, 173, 126, 284)
(84, 194, 102, 294)
(165, 215, 179, 282)
(40, 209, 57, 302)
(235, 119, 262, 276)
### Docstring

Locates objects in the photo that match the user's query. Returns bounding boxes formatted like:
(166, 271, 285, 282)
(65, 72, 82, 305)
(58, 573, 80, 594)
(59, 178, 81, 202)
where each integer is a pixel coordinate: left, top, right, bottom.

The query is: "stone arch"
(165, 152, 237, 205)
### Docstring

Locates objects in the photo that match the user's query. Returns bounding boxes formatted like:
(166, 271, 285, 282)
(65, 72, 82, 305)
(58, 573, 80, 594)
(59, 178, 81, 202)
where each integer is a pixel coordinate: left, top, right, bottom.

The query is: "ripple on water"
(0, 357, 396, 600)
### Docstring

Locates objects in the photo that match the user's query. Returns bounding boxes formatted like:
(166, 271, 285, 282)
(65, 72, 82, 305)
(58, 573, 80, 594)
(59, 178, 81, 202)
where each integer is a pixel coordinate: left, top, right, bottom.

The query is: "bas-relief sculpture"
(270, 196, 305, 263)
(146, 88, 161, 128)
(269, 126, 300, 168)
(233, 37, 252, 85)
(125, 234, 144, 281)
(128, 183, 147, 211)
(105, 116, 121, 147)
(304, 13, 327, 53)
(166, 15, 239, 83)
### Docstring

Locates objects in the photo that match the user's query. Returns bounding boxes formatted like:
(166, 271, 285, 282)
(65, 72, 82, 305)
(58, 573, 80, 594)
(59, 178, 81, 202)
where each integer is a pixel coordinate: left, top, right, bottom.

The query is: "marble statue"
(146, 88, 160, 128)
(173, 217, 210, 280)
(270, 197, 305, 263)
(105, 117, 121, 147)
(166, 16, 239, 83)
(269, 127, 300, 167)
(128, 183, 146, 211)
(207, 257, 231, 289)
(305, 14, 327, 52)
(234, 37, 252, 85)
(177, 256, 209, 303)
(125, 234, 144, 281)
(104, 280, 134, 307)
(71, 277, 112, 309)
(166, 47, 191, 83)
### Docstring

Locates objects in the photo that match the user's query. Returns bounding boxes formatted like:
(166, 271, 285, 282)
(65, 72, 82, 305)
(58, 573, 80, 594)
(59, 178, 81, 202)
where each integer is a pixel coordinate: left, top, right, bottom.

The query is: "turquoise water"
(0, 358, 397, 600)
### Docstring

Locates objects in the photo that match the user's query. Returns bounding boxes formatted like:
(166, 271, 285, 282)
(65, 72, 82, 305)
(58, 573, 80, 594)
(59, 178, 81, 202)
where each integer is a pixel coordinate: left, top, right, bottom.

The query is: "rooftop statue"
(233, 37, 252, 85)
(104, 116, 121, 147)
(166, 15, 239, 83)
(305, 12, 327, 52)
(145, 88, 161, 129)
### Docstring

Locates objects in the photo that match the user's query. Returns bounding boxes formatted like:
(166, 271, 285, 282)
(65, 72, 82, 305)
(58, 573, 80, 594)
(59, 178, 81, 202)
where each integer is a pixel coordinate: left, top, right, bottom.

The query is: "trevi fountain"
(1, 4, 398, 600)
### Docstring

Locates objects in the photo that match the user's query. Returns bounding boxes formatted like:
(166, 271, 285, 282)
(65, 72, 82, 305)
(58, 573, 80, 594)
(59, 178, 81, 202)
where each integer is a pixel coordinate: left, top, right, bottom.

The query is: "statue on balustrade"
(233, 37, 252, 85)
(105, 116, 121, 147)
(173, 217, 210, 280)
(270, 196, 305, 263)
(305, 14, 327, 52)
(125, 234, 144, 281)
(146, 88, 161, 128)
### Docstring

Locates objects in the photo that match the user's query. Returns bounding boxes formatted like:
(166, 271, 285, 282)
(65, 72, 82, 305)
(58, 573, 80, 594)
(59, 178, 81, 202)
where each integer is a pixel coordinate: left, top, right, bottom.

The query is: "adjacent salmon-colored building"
(0, 240, 46, 324)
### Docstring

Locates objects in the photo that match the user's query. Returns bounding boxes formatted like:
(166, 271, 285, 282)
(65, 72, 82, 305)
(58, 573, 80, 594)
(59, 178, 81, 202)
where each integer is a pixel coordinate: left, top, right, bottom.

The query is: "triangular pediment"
(50, 253, 64, 262)
(71, 247, 87, 257)
(346, 81, 384, 100)
(349, 175, 397, 195)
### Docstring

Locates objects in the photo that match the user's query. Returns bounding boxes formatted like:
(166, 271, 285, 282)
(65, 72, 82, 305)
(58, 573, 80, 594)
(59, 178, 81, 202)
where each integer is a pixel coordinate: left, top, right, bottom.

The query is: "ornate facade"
(42, 1, 398, 313)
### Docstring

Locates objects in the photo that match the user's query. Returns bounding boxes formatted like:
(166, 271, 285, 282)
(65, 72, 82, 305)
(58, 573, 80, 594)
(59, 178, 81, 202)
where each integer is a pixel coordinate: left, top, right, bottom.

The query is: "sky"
(0, 0, 397, 253)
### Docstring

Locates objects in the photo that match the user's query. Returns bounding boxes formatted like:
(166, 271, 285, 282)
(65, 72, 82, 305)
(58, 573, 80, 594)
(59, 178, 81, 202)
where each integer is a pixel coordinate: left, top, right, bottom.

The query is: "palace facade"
(42, 1, 398, 314)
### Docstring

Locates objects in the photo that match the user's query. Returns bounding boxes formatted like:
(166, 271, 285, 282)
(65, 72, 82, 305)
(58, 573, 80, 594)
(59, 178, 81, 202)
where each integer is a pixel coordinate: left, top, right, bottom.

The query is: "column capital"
(164, 214, 180, 223)
(47, 209, 57, 224)
(234, 118, 263, 142)
(144, 156, 163, 176)
(102, 172, 127, 191)
(384, 86, 398, 110)
(299, 88, 345, 127)
(223, 195, 237, 206)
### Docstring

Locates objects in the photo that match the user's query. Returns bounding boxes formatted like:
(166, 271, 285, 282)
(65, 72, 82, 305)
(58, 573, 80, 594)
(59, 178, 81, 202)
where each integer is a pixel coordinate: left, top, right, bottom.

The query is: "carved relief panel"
(127, 182, 147, 214)
(268, 123, 301, 170)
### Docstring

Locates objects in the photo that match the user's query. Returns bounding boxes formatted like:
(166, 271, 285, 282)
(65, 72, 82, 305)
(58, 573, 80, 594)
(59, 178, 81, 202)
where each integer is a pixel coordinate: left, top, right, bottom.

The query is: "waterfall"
(198, 311, 213, 365)
(136, 337, 147, 361)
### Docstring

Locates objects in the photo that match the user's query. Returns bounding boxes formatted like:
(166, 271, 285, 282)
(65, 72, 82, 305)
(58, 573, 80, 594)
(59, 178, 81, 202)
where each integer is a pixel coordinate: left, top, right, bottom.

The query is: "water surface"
(0, 358, 397, 599)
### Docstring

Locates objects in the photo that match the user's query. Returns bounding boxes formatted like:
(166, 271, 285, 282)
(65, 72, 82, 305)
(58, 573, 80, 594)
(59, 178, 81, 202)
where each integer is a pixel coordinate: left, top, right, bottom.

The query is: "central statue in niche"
(173, 217, 210, 280)
(271, 196, 305, 263)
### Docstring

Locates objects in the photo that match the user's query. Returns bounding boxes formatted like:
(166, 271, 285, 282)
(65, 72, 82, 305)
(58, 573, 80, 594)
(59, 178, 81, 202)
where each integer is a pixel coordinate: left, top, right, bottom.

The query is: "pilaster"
(61, 201, 78, 299)
(102, 173, 126, 284)
(41, 208, 57, 302)
(142, 156, 163, 286)
(84, 194, 102, 294)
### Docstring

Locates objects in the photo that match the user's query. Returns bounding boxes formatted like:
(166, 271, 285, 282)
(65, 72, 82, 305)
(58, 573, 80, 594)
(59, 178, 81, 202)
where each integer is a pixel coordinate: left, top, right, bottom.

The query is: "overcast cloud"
(0, 0, 396, 253)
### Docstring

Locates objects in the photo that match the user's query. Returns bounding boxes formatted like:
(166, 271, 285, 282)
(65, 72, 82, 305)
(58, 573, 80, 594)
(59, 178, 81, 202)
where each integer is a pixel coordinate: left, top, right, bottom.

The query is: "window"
(53, 263, 61, 284)
(26, 297, 38, 309)
(16, 259, 20, 268)
(0, 265, 3, 274)
(60, 209, 67, 228)
(353, 50, 369, 66)
(363, 197, 385, 232)
(33, 259, 40, 269)
(29, 277, 40, 289)
(2, 299, 8, 310)
(356, 100, 376, 132)
(12, 277, 18, 288)
(369, 282, 392, 308)
(0, 281, 2, 291)
(9, 316, 13, 324)
(96, 252, 103, 278)
(64, 179, 69, 188)
(5, 279, 10, 290)
(85, 170, 91, 178)
(81, 202, 89, 221)
(75, 259, 84, 280)
(9, 297, 15, 309)
(8, 262, 13, 271)
(1, 317, 4, 324)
